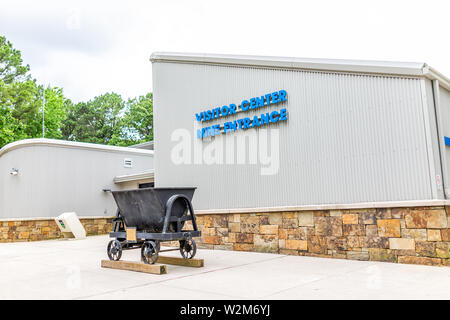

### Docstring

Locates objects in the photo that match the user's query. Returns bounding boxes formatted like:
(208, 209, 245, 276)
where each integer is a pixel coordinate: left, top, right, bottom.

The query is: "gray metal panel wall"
(153, 62, 433, 210)
(438, 86, 450, 194)
(0, 145, 153, 218)
(423, 79, 444, 199)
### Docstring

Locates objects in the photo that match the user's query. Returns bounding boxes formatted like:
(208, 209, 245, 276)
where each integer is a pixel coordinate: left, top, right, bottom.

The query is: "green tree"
(0, 36, 30, 84)
(7, 80, 41, 138)
(116, 93, 153, 146)
(1, 81, 69, 144)
(0, 102, 22, 147)
(40, 86, 70, 139)
(0, 35, 41, 147)
(0, 35, 154, 149)
(62, 92, 125, 145)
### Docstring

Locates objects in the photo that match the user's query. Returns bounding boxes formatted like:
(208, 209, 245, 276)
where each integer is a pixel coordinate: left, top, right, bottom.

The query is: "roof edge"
(150, 52, 450, 88)
(0, 138, 154, 158)
(130, 141, 154, 149)
(423, 65, 450, 91)
(114, 170, 155, 183)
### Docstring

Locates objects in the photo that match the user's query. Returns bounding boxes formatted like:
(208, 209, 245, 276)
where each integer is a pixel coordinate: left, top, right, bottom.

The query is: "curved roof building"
(0, 139, 154, 218)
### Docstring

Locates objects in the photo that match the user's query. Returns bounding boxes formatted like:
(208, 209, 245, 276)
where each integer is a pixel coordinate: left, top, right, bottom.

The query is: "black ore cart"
(107, 187, 201, 264)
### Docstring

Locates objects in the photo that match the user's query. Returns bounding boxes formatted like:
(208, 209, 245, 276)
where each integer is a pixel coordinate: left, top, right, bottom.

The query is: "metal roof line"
(0, 138, 154, 158)
(150, 52, 450, 90)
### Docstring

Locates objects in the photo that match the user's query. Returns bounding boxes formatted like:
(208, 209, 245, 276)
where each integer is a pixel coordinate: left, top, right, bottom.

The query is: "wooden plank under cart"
(145, 255, 204, 267)
(101, 259, 167, 275)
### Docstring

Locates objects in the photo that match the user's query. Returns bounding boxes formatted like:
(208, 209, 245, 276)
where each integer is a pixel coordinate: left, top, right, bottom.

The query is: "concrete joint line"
(75, 254, 289, 300)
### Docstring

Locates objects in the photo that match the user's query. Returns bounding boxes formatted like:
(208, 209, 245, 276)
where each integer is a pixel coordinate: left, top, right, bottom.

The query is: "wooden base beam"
(155, 255, 204, 267)
(101, 260, 167, 274)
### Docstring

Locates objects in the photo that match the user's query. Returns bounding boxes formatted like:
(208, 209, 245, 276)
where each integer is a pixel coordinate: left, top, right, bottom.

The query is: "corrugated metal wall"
(153, 62, 434, 210)
(423, 79, 444, 199)
(438, 86, 450, 195)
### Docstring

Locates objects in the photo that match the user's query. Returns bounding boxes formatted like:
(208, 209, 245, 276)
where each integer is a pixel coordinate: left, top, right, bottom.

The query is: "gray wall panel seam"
(419, 79, 437, 199)
(432, 80, 448, 198)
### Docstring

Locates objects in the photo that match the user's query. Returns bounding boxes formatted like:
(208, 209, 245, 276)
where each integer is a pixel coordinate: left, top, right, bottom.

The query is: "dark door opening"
(139, 182, 154, 188)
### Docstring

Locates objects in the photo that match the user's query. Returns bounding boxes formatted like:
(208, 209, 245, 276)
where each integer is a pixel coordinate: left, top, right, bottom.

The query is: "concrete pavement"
(0, 235, 449, 299)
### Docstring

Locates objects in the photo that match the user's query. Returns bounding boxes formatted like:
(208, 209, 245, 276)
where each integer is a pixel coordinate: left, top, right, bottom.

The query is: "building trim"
(3, 201, 446, 219)
(0, 216, 115, 222)
(131, 141, 154, 150)
(113, 171, 155, 184)
(433, 80, 449, 198)
(0, 138, 154, 158)
(424, 66, 450, 91)
(195, 199, 450, 215)
(419, 79, 438, 199)
(150, 52, 450, 91)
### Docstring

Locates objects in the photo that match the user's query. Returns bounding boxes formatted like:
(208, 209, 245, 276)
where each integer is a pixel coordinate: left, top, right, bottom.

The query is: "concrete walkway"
(0, 235, 449, 299)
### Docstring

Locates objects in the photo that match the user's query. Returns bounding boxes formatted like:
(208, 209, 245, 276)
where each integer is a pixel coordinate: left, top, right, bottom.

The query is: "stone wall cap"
(195, 200, 450, 215)
(0, 216, 115, 222)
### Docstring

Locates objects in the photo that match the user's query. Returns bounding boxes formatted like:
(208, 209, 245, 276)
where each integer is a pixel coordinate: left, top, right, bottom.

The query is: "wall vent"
(123, 158, 133, 168)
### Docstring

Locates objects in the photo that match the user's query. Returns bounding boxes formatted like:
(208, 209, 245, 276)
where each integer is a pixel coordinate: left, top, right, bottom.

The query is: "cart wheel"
(141, 241, 159, 264)
(107, 240, 122, 261)
(179, 239, 197, 259)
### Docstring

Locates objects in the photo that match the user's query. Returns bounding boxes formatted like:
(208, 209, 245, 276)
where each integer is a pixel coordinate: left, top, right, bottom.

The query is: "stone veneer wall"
(0, 217, 113, 242)
(188, 206, 450, 266)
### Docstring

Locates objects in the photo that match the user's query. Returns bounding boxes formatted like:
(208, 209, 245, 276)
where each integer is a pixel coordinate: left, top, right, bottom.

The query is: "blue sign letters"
(195, 90, 288, 139)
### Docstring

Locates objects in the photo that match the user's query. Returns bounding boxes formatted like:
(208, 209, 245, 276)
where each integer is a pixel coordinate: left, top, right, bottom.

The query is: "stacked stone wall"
(0, 217, 113, 242)
(186, 206, 450, 266)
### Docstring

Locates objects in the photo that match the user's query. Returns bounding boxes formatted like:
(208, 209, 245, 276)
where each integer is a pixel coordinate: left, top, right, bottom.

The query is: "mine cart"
(106, 187, 200, 264)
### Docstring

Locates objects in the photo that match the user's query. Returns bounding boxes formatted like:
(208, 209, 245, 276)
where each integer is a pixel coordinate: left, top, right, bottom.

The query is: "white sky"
(1, 0, 449, 103)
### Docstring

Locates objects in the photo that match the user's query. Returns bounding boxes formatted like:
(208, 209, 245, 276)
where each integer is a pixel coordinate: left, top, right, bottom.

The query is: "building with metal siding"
(0, 139, 154, 219)
(150, 53, 450, 211)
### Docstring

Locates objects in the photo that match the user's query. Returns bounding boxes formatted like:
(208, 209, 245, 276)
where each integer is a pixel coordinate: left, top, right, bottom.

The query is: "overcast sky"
(1, 0, 449, 103)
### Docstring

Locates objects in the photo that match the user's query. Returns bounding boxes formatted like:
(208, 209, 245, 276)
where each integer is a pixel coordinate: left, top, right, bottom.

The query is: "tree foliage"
(62, 92, 153, 147)
(0, 35, 38, 145)
(0, 35, 153, 149)
(117, 93, 154, 145)
(41, 86, 69, 139)
(62, 92, 125, 145)
(0, 36, 30, 84)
